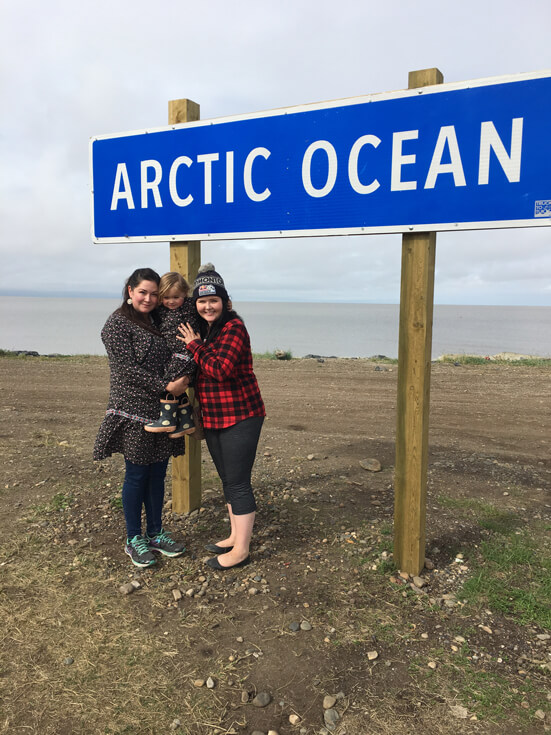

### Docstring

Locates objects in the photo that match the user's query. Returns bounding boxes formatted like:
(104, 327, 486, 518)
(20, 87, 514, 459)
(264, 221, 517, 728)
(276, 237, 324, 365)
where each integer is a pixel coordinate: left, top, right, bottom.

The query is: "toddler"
(145, 272, 199, 437)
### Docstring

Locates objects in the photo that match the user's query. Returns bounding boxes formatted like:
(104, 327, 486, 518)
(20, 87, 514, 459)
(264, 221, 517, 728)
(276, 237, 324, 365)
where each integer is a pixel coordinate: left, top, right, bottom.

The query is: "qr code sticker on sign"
(534, 200, 551, 217)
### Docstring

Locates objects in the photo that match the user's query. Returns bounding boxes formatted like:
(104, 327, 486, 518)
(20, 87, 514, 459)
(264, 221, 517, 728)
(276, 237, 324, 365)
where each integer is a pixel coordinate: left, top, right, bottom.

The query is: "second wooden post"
(393, 68, 443, 575)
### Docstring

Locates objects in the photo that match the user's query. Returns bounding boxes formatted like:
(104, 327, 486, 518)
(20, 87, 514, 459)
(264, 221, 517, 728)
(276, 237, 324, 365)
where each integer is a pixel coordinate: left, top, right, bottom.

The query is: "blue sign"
(90, 71, 551, 243)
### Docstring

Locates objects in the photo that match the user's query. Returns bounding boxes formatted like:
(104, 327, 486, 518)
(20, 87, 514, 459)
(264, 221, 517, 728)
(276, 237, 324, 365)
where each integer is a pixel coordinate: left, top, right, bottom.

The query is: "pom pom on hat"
(193, 264, 228, 301)
(197, 262, 216, 274)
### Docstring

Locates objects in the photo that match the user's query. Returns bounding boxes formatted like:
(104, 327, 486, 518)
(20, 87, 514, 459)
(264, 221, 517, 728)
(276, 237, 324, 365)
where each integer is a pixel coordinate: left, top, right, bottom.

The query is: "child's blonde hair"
(159, 271, 190, 300)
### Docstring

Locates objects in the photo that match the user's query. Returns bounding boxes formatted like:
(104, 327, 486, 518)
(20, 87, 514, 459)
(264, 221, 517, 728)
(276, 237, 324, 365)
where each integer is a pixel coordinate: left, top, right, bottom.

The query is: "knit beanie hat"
(192, 263, 228, 301)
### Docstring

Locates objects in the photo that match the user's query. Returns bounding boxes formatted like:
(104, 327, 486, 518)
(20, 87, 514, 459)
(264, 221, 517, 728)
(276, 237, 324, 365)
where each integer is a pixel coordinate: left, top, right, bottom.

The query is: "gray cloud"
(1, 0, 550, 304)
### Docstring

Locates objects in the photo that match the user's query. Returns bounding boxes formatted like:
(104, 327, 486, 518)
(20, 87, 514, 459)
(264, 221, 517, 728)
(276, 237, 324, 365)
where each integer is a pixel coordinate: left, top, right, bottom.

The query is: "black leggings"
(204, 416, 264, 515)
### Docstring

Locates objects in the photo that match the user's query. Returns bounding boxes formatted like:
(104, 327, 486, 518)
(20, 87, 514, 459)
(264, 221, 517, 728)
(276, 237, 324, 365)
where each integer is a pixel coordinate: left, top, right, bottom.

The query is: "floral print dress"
(93, 311, 187, 465)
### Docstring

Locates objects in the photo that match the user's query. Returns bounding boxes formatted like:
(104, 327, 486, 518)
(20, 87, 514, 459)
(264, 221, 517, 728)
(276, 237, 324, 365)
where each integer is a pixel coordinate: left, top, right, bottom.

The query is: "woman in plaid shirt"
(179, 264, 265, 570)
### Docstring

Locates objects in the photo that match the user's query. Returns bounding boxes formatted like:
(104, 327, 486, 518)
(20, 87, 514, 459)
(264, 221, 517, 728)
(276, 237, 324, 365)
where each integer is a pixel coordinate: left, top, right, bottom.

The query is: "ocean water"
(2, 296, 550, 359)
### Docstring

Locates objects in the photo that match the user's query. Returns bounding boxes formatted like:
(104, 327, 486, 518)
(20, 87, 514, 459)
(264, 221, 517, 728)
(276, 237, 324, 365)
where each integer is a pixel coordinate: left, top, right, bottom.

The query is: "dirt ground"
(0, 355, 550, 735)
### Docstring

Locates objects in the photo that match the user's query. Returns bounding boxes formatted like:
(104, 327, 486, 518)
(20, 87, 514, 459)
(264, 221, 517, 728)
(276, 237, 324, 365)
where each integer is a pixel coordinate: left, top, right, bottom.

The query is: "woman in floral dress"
(94, 268, 189, 568)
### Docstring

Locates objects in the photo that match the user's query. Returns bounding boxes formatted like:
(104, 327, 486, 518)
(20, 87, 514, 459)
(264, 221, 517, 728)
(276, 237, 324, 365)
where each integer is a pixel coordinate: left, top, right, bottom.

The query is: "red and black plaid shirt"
(186, 318, 265, 429)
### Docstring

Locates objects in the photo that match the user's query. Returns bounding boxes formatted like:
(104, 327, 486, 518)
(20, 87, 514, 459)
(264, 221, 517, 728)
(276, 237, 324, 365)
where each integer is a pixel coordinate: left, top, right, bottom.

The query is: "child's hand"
(178, 322, 200, 345)
(165, 376, 189, 396)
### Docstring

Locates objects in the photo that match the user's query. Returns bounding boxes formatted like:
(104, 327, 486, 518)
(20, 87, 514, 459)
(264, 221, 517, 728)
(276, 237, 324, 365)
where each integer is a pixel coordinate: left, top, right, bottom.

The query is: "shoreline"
(1, 348, 550, 364)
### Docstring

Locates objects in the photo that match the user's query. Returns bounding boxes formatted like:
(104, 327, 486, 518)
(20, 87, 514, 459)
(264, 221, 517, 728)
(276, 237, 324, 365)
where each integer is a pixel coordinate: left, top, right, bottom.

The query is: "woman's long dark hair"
(116, 267, 162, 335)
(198, 296, 243, 345)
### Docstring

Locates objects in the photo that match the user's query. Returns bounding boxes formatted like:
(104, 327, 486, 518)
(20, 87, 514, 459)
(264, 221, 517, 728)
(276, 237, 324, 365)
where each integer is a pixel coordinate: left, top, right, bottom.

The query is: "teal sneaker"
(147, 529, 185, 557)
(125, 535, 156, 568)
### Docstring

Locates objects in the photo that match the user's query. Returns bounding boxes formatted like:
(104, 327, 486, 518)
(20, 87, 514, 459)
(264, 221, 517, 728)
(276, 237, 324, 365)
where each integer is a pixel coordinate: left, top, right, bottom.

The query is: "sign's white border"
(90, 69, 551, 243)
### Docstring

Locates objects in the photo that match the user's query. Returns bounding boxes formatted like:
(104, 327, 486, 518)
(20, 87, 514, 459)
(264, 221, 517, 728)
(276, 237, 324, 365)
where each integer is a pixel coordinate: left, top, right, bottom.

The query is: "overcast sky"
(1, 0, 550, 305)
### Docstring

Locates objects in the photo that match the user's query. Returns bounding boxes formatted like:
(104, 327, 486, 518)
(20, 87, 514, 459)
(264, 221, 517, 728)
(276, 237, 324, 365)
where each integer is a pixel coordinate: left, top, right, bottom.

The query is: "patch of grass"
(442, 653, 547, 724)
(253, 349, 293, 360)
(438, 354, 551, 366)
(478, 511, 522, 534)
(0, 349, 105, 362)
(49, 491, 74, 511)
(369, 355, 399, 364)
(437, 496, 523, 533)
(437, 494, 495, 512)
(109, 494, 123, 510)
(460, 533, 551, 628)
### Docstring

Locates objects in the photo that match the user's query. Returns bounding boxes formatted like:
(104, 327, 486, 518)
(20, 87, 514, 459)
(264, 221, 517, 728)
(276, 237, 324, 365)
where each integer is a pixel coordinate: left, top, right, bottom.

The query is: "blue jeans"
(204, 416, 264, 515)
(122, 458, 169, 539)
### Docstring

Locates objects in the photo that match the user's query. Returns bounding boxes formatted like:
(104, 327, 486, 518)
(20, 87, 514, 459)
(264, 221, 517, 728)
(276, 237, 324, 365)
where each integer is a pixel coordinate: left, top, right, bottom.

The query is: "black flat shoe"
(204, 543, 234, 554)
(206, 555, 250, 570)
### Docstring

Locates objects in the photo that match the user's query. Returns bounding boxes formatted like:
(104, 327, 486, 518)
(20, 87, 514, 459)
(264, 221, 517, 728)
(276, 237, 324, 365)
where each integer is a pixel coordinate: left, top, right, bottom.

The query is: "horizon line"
(0, 291, 550, 308)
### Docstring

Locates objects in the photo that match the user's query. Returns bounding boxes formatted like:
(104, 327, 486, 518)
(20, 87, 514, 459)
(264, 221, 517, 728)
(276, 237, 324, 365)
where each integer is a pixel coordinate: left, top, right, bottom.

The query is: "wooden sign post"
(393, 68, 443, 575)
(168, 98, 202, 514)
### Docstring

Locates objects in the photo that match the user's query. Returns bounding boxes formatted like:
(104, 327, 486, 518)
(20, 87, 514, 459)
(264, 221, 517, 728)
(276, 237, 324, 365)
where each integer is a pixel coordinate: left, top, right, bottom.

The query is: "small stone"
(479, 625, 493, 634)
(251, 731, 265, 735)
(289, 714, 300, 725)
(300, 621, 312, 631)
(119, 582, 135, 595)
(421, 633, 429, 639)
(324, 708, 340, 730)
(249, 587, 258, 595)
(241, 690, 250, 703)
(359, 458, 381, 472)
(535, 710, 545, 720)
(193, 679, 205, 687)
(367, 650, 379, 660)
(236, 636, 244, 643)
(307, 454, 315, 460)
(536, 633, 550, 641)
(169, 719, 181, 731)
(424, 558, 435, 570)
(427, 661, 437, 669)
(185, 588, 194, 597)
(454, 635, 466, 644)
(412, 576, 426, 588)
(206, 677, 215, 689)
(323, 695, 337, 709)
(252, 691, 272, 708)
(267, 731, 280, 735)
(172, 589, 182, 601)
(289, 621, 300, 632)
(63, 657, 74, 666)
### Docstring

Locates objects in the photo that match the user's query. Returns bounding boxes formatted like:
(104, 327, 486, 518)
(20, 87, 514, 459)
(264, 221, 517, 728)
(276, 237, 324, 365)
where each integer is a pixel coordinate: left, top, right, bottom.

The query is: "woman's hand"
(178, 322, 200, 346)
(165, 376, 189, 397)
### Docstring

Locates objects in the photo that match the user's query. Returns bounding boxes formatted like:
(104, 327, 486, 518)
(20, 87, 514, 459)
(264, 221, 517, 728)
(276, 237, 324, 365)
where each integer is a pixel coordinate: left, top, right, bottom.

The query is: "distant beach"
(2, 296, 550, 359)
